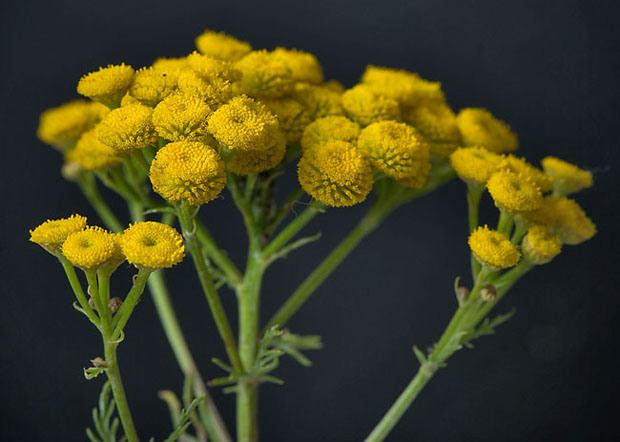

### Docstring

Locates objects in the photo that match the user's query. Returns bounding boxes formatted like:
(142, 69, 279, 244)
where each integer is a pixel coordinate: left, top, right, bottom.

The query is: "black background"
(2, 0, 619, 441)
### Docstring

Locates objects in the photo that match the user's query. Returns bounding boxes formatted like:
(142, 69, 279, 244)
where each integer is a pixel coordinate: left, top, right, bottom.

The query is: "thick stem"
(236, 380, 258, 442)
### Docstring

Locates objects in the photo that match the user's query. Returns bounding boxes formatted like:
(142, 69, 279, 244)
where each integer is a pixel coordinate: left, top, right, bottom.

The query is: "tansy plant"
(32, 29, 596, 442)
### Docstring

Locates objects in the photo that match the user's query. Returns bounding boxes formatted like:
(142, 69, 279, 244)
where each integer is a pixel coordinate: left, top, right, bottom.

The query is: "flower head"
(271, 47, 324, 84)
(361, 65, 445, 107)
(449, 146, 502, 184)
(524, 196, 596, 245)
(468, 226, 520, 270)
(30, 214, 88, 253)
(195, 30, 252, 61)
(37, 101, 109, 150)
(95, 104, 158, 151)
(357, 120, 430, 181)
(66, 129, 122, 170)
(128, 66, 178, 107)
(291, 83, 344, 120)
(522, 225, 562, 265)
(152, 57, 188, 72)
(262, 97, 312, 143)
(499, 155, 552, 192)
(177, 70, 233, 108)
(457, 108, 518, 153)
(152, 93, 212, 141)
(487, 169, 543, 212)
(342, 85, 401, 126)
(298, 140, 373, 207)
(541, 156, 593, 195)
(301, 116, 360, 152)
(403, 101, 461, 157)
(235, 50, 294, 98)
(227, 139, 287, 175)
(62, 227, 123, 270)
(120, 222, 185, 269)
(77, 64, 135, 108)
(149, 140, 226, 205)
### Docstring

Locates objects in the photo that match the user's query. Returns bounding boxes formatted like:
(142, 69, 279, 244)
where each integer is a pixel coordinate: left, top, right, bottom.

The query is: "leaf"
(163, 396, 205, 442)
(412, 346, 427, 366)
(84, 366, 106, 380)
(85, 381, 124, 442)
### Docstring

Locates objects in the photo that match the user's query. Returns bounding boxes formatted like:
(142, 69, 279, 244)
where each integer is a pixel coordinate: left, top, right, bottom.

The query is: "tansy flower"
(120, 222, 185, 269)
(301, 116, 360, 152)
(357, 120, 430, 180)
(499, 155, 553, 192)
(37, 101, 109, 151)
(456, 108, 518, 153)
(342, 85, 401, 126)
(185, 52, 241, 81)
(291, 83, 344, 120)
(66, 129, 122, 170)
(403, 101, 461, 157)
(521, 225, 562, 265)
(30, 214, 88, 254)
(149, 140, 226, 205)
(449, 147, 502, 184)
(152, 57, 188, 72)
(128, 66, 178, 107)
(235, 50, 294, 98)
(62, 227, 123, 270)
(322, 79, 345, 93)
(468, 226, 520, 270)
(177, 69, 234, 108)
(77, 64, 135, 108)
(271, 47, 324, 84)
(298, 140, 373, 207)
(524, 196, 596, 245)
(208, 95, 282, 151)
(361, 65, 445, 107)
(262, 97, 313, 144)
(541, 156, 593, 195)
(487, 169, 543, 212)
(227, 139, 287, 175)
(152, 93, 212, 141)
(195, 30, 252, 61)
(95, 104, 158, 151)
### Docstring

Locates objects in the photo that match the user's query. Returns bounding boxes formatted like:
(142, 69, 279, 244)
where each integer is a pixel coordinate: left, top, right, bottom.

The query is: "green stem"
(497, 209, 514, 235)
(467, 183, 483, 281)
(77, 173, 124, 232)
(112, 268, 151, 340)
(57, 256, 99, 326)
(196, 220, 243, 287)
(262, 201, 323, 258)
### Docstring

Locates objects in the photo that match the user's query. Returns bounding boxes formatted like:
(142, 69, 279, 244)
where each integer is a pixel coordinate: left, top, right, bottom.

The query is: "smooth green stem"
(467, 183, 483, 281)
(112, 269, 152, 340)
(236, 380, 258, 442)
(57, 256, 99, 326)
(196, 220, 243, 287)
(497, 209, 514, 235)
(77, 173, 124, 232)
(262, 201, 323, 258)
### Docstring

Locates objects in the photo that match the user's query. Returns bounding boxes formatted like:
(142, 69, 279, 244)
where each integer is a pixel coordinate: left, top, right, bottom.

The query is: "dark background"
(1, 0, 619, 440)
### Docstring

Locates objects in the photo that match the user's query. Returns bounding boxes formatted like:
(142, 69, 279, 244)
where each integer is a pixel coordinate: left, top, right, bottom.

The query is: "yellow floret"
(522, 225, 562, 264)
(272, 47, 324, 84)
(298, 140, 373, 207)
(95, 104, 158, 151)
(403, 101, 461, 157)
(152, 93, 212, 141)
(524, 196, 596, 245)
(121, 222, 185, 269)
(208, 95, 282, 151)
(185, 52, 241, 82)
(499, 155, 552, 192)
(301, 116, 360, 152)
(342, 85, 401, 126)
(77, 64, 135, 108)
(235, 50, 294, 98)
(227, 138, 287, 175)
(457, 108, 518, 153)
(128, 66, 178, 107)
(30, 214, 88, 253)
(62, 227, 122, 270)
(149, 140, 226, 205)
(177, 70, 234, 108)
(195, 30, 252, 61)
(37, 101, 109, 150)
(541, 156, 593, 195)
(487, 169, 543, 212)
(262, 97, 313, 143)
(449, 147, 502, 184)
(468, 226, 520, 270)
(66, 129, 122, 170)
(361, 65, 445, 107)
(357, 121, 430, 181)
(152, 57, 188, 72)
(291, 83, 344, 120)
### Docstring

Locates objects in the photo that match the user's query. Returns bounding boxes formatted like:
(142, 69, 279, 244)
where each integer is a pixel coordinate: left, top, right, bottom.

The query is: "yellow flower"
(541, 156, 593, 195)
(128, 66, 178, 107)
(95, 104, 158, 151)
(301, 116, 360, 152)
(499, 155, 553, 192)
(151, 57, 188, 72)
(271, 47, 324, 84)
(449, 147, 502, 185)
(468, 226, 520, 270)
(227, 139, 287, 175)
(298, 140, 373, 207)
(403, 101, 461, 157)
(487, 169, 543, 212)
(62, 227, 123, 270)
(37, 101, 109, 150)
(66, 129, 122, 170)
(30, 214, 88, 253)
(521, 225, 562, 264)
(262, 97, 312, 143)
(77, 64, 135, 108)
(208, 95, 282, 151)
(152, 93, 212, 141)
(456, 108, 518, 153)
(357, 120, 430, 180)
(120, 222, 185, 269)
(342, 85, 401, 126)
(195, 30, 252, 61)
(177, 70, 234, 108)
(235, 50, 294, 98)
(150, 140, 226, 205)
(185, 52, 241, 81)
(291, 83, 344, 120)
(524, 196, 596, 245)
(361, 65, 445, 107)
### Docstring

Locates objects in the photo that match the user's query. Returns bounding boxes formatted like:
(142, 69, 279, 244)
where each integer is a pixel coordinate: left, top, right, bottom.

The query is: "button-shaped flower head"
(227, 141, 287, 176)
(62, 227, 123, 270)
(498, 155, 552, 193)
(153, 93, 212, 141)
(291, 83, 344, 120)
(541, 156, 593, 195)
(524, 196, 596, 245)
(149, 140, 226, 205)
(468, 226, 520, 270)
(66, 129, 122, 170)
(457, 108, 518, 153)
(403, 101, 461, 158)
(449, 146, 502, 185)
(301, 116, 360, 152)
(271, 47, 324, 84)
(195, 30, 252, 61)
(120, 222, 185, 269)
(77, 64, 135, 108)
(128, 66, 178, 107)
(177, 53, 240, 107)
(361, 65, 445, 107)
(235, 50, 294, 98)
(30, 214, 88, 254)
(262, 97, 313, 144)
(487, 169, 543, 213)
(342, 85, 401, 126)
(95, 104, 158, 152)
(298, 140, 373, 207)
(521, 225, 562, 265)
